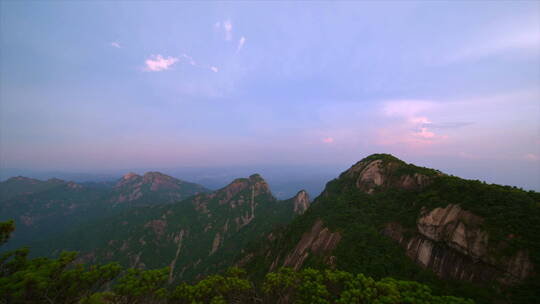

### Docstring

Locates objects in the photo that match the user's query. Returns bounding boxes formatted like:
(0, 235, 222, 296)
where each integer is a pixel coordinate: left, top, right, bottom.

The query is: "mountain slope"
(0, 172, 209, 250)
(239, 154, 540, 303)
(37, 174, 308, 283)
(110, 172, 209, 206)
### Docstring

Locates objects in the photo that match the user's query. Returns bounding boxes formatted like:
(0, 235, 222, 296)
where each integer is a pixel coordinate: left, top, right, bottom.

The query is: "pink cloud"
(110, 42, 121, 49)
(145, 55, 178, 72)
(376, 100, 447, 148)
(322, 137, 334, 144)
(409, 116, 431, 124)
(414, 127, 436, 139)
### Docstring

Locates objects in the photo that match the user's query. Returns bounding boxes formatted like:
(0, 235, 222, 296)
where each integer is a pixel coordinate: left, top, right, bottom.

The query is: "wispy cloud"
(236, 36, 246, 53)
(110, 42, 121, 49)
(179, 53, 218, 73)
(439, 25, 540, 64)
(144, 55, 178, 72)
(223, 20, 233, 41)
(215, 20, 233, 41)
(181, 53, 197, 66)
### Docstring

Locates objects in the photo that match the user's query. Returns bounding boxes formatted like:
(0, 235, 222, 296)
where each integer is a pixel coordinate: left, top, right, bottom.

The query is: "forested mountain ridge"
(0, 172, 209, 250)
(0, 217, 474, 304)
(32, 174, 308, 283)
(239, 154, 540, 304)
(109, 171, 209, 206)
(2, 154, 539, 303)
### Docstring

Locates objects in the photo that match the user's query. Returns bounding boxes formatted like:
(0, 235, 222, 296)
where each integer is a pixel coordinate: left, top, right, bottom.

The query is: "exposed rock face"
(356, 159, 385, 192)
(383, 204, 534, 285)
(344, 158, 434, 194)
(292, 190, 310, 215)
(210, 232, 221, 255)
(249, 174, 271, 196)
(275, 220, 341, 271)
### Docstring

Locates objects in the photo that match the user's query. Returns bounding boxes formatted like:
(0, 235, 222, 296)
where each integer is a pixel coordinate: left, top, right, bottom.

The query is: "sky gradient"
(1, 1, 539, 190)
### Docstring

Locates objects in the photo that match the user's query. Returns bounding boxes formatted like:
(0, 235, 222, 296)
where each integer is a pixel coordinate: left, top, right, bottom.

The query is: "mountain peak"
(249, 173, 264, 181)
(122, 172, 140, 180)
(341, 153, 440, 194)
(143, 171, 169, 178)
(222, 174, 272, 201)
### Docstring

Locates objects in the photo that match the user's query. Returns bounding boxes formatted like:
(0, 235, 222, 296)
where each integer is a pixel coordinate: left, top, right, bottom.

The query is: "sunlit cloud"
(110, 42, 121, 48)
(377, 100, 448, 147)
(144, 55, 178, 72)
(237, 36, 246, 53)
(322, 137, 334, 144)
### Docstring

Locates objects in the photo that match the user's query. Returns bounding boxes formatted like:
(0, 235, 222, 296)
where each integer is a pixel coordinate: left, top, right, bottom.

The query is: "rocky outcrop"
(344, 157, 435, 194)
(275, 220, 341, 271)
(210, 232, 222, 255)
(292, 190, 310, 215)
(383, 204, 534, 285)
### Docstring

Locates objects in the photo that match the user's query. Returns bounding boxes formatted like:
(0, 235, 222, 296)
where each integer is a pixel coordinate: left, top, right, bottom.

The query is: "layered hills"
(0, 172, 209, 250)
(1, 153, 539, 303)
(35, 174, 309, 283)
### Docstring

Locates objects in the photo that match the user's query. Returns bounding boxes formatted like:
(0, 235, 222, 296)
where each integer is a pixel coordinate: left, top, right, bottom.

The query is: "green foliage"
(0, 249, 121, 304)
(0, 224, 474, 304)
(112, 267, 169, 304)
(242, 155, 540, 304)
(0, 174, 209, 252)
(0, 220, 15, 245)
(262, 267, 474, 304)
(33, 175, 300, 285)
(168, 267, 252, 304)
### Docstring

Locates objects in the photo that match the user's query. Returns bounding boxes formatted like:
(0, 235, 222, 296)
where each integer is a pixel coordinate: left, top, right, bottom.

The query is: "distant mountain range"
(32, 174, 309, 283)
(0, 165, 342, 199)
(1, 154, 539, 303)
(0, 172, 209, 250)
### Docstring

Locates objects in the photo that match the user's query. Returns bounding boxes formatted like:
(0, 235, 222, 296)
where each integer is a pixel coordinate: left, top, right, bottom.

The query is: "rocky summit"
(239, 153, 540, 303)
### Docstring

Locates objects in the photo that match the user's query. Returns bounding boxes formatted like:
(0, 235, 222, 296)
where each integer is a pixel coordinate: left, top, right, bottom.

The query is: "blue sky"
(1, 1, 539, 190)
